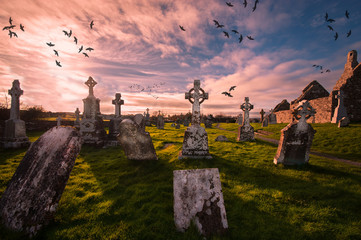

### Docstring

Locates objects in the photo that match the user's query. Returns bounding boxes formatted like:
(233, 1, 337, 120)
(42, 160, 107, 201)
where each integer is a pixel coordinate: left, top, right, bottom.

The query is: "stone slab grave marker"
(237, 97, 255, 141)
(262, 116, 269, 127)
(74, 108, 80, 128)
(56, 116, 62, 127)
(0, 126, 81, 237)
(117, 114, 157, 160)
(179, 80, 212, 159)
(156, 110, 165, 129)
(0, 80, 30, 148)
(268, 109, 277, 124)
(236, 112, 243, 125)
(173, 168, 228, 236)
(145, 108, 151, 126)
(331, 89, 348, 124)
(274, 100, 316, 165)
(108, 93, 124, 140)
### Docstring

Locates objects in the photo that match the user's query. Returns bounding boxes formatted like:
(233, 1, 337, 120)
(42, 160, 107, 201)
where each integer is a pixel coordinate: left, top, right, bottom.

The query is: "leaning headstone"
(236, 113, 243, 125)
(133, 113, 146, 132)
(179, 80, 212, 159)
(0, 80, 30, 148)
(274, 100, 316, 165)
(262, 116, 268, 127)
(74, 108, 80, 129)
(338, 116, 350, 128)
(331, 89, 348, 124)
(173, 168, 228, 236)
(117, 117, 157, 160)
(215, 135, 229, 142)
(108, 93, 124, 141)
(56, 116, 62, 127)
(156, 111, 165, 130)
(0, 127, 81, 237)
(237, 97, 255, 141)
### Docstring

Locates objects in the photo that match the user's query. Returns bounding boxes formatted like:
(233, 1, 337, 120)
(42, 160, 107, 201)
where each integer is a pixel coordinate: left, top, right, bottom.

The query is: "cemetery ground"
(1, 123, 361, 239)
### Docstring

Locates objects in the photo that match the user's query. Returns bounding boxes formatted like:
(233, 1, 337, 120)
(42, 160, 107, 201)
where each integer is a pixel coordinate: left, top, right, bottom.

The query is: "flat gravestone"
(215, 135, 229, 142)
(0, 126, 81, 236)
(173, 168, 228, 236)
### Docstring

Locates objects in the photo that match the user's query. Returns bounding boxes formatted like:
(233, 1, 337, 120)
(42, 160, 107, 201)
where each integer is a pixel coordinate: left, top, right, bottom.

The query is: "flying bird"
(247, 35, 254, 40)
(68, 29, 72, 38)
(90, 20, 94, 29)
(46, 42, 55, 47)
(2, 25, 16, 30)
(86, 47, 94, 51)
(334, 32, 338, 40)
(326, 69, 331, 72)
(213, 20, 224, 28)
(8, 30, 18, 38)
(74, 36, 78, 44)
(63, 30, 69, 36)
(179, 25, 185, 31)
(229, 86, 236, 91)
(223, 31, 230, 38)
(83, 52, 89, 57)
(252, 0, 259, 12)
(9, 17, 13, 25)
(232, 30, 239, 34)
(243, 0, 247, 8)
(327, 18, 335, 23)
(347, 30, 351, 37)
(345, 10, 350, 19)
(325, 12, 328, 21)
(226, 2, 234, 7)
(55, 60, 62, 67)
(222, 91, 233, 97)
(20, 24, 24, 31)
(238, 34, 243, 43)
(327, 25, 333, 31)
(53, 49, 59, 56)
(78, 45, 83, 53)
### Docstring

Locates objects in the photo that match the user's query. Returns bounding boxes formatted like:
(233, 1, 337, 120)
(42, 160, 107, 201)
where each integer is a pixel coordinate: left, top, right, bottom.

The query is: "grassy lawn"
(0, 123, 361, 239)
(219, 122, 361, 162)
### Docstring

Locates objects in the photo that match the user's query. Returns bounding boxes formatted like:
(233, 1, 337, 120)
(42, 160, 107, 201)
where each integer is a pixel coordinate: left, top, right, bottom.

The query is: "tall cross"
(240, 97, 253, 127)
(260, 108, 265, 122)
(293, 100, 316, 125)
(85, 76, 97, 96)
(8, 80, 23, 120)
(185, 80, 208, 126)
(112, 93, 124, 117)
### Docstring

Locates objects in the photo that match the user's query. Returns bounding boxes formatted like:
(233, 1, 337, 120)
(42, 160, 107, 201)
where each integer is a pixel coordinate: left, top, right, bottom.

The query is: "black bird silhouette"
(247, 35, 254, 40)
(312, 64, 317, 67)
(46, 42, 55, 47)
(74, 36, 78, 44)
(347, 30, 351, 37)
(20, 24, 24, 31)
(90, 20, 94, 29)
(63, 30, 68, 36)
(8, 30, 17, 38)
(83, 52, 89, 57)
(179, 25, 185, 31)
(252, 0, 259, 12)
(222, 91, 233, 97)
(326, 69, 331, 72)
(86, 47, 94, 51)
(78, 45, 83, 53)
(327, 25, 333, 31)
(213, 20, 224, 28)
(334, 32, 338, 40)
(239, 34, 243, 43)
(345, 10, 350, 19)
(243, 0, 247, 8)
(232, 30, 239, 34)
(223, 31, 230, 38)
(68, 29, 72, 38)
(325, 12, 328, 21)
(55, 60, 62, 67)
(9, 17, 12, 25)
(2, 25, 16, 30)
(327, 18, 335, 23)
(53, 49, 59, 56)
(229, 86, 236, 91)
(226, 2, 234, 7)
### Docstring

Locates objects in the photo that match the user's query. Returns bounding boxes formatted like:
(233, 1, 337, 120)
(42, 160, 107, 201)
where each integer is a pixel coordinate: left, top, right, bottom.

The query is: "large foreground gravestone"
(0, 127, 81, 236)
(237, 97, 255, 141)
(179, 80, 212, 159)
(117, 115, 157, 160)
(173, 168, 228, 236)
(0, 80, 30, 148)
(274, 100, 316, 165)
(108, 93, 124, 140)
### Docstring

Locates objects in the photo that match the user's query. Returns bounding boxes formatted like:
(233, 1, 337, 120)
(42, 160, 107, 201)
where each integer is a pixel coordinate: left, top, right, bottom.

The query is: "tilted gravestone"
(237, 97, 255, 141)
(173, 168, 228, 236)
(117, 116, 157, 160)
(0, 80, 30, 148)
(274, 100, 316, 165)
(179, 80, 212, 159)
(0, 126, 81, 236)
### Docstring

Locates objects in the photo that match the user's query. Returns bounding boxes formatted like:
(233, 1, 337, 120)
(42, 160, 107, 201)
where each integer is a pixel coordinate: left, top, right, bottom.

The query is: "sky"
(1, 0, 361, 118)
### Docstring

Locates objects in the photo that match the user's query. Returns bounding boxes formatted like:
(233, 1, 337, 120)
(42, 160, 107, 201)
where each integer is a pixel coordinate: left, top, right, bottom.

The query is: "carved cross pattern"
(8, 80, 23, 98)
(85, 76, 97, 96)
(293, 100, 316, 121)
(240, 97, 253, 127)
(112, 93, 124, 116)
(185, 80, 209, 126)
(9, 80, 23, 120)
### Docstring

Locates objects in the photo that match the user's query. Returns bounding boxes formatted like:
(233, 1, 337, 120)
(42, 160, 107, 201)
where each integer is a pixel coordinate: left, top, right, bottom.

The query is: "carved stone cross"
(8, 80, 23, 120)
(260, 108, 265, 122)
(240, 97, 253, 127)
(85, 76, 97, 96)
(292, 100, 316, 124)
(112, 93, 124, 117)
(185, 80, 208, 125)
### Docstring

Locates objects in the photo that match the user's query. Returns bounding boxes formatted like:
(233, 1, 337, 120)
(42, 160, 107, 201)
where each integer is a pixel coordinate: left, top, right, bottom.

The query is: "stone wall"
(274, 110, 292, 123)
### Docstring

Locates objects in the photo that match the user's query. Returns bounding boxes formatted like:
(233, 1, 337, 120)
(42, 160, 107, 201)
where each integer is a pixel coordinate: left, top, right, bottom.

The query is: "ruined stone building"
(274, 50, 361, 123)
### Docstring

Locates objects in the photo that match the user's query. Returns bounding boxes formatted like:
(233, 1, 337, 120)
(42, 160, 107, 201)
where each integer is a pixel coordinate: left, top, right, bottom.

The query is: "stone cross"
(185, 80, 208, 126)
(112, 93, 124, 117)
(56, 116, 62, 127)
(240, 97, 253, 127)
(75, 108, 80, 122)
(8, 80, 23, 120)
(85, 76, 97, 96)
(335, 89, 345, 109)
(260, 109, 265, 123)
(293, 100, 316, 126)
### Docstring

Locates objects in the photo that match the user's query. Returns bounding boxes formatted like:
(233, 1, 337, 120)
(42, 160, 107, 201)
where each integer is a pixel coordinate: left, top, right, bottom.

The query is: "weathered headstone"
(274, 100, 316, 165)
(338, 116, 350, 128)
(145, 108, 151, 126)
(215, 135, 229, 142)
(74, 108, 80, 128)
(204, 115, 213, 128)
(236, 113, 243, 125)
(0, 80, 30, 148)
(117, 117, 157, 160)
(260, 109, 265, 123)
(268, 109, 277, 124)
(0, 126, 81, 236)
(56, 116, 62, 127)
(331, 89, 348, 124)
(108, 93, 124, 140)
(179, 80, 212, 159)
(237, 97, 255, 141)
(79, 76, 107, 146)
(156, 110, 165, 130)
(173, 168, 228, 236)
(262, 116, 269, 127)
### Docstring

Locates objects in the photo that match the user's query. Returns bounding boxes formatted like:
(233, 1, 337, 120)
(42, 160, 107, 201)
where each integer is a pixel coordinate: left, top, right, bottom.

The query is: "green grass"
(1, 123, 361, 239)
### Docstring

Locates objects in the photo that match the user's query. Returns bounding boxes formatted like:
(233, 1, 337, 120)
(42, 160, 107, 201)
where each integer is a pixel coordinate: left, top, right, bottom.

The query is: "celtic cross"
(8, 80, 23, 120)
(240, 97, 253, 127)
(112, 93, 124, 117)
(185, 80, 208, 126)
(85, 76, 97, 96)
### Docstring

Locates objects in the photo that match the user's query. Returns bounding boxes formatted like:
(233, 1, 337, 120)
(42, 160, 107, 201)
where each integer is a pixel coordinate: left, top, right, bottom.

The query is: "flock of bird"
(312, 64, 331, 74)
(2, 17, 24, 38)
(324, 10, 352, 41)
(128, 82, 166, 99)
(46, 21, 95, 67)
(222, 86, 236, 97)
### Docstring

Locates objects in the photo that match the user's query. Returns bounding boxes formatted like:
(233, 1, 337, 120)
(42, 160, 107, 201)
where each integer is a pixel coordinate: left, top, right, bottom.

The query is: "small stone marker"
(260, 109, 265, 123)
(0, 127, 81, 236)
(274, 100, 316, 165)
(117, 117, 157, 160)
(145, 108, 151, 126)
(204, 115, 213, 128)
(56, 116, 62, 127)
(338, 116, 350, 128)
(156, 110, 165, 130)
(262, 116, 268, 127)
(108, 93, 124, 140)
(236, 113, 243, 125)
(0, 80, 30, 148)
(74, 108, 80, 128)
(331, 89, 348, 124)
(179, 80, 211, 159)
(215, 135, 229, 142)
(268, 109, 277, 124)
(237, 97, 255, 141)
(173, 168, 228, 236)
